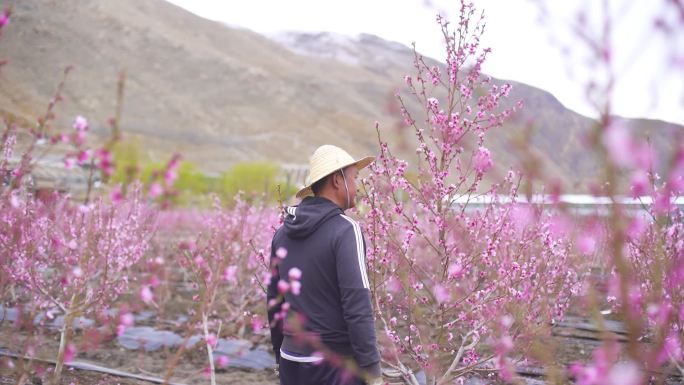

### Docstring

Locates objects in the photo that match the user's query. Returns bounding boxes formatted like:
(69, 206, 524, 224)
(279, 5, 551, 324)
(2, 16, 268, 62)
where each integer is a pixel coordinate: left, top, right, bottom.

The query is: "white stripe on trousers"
(280, 348, 323, 363)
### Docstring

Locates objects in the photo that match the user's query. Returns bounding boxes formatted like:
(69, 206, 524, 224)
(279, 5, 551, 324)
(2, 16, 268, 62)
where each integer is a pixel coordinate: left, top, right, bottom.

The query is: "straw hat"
(296, 145, 375, 198)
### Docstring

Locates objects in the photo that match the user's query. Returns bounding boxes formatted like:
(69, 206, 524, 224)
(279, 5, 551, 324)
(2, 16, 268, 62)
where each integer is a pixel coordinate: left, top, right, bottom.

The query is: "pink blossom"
(206, 334, 217, 348)
(549, 214, 570, 238)
(602, 124, 633, 168)
(495, 340, 515, 382)
(448, 263, 463, 279)
(659, 331, 683, 364)
(0, 9, 10, 28)
(148, 182, 163, 199)
(72, 115, 88, 132)
(633, 142, 656, 171)
(109, 185, 123, 204)
(607, 274, 621, 302)
(148, 275, 161, 288)
(262, 271, 272, 285)
(251, 316, 264, 332)
(276, 247, 288, 259)
(654, 190, 672, 214)
(24, 344, 35, 358)
(288, 267, 302, 281)
(474, 146, 493, 173)
(72, 130, 86, 147)
(99, 161, 115, 177)
(217, 355, 229, 368)
(606, 361, 641, 385)
(140, 285, 154, 304)
(223, 265, 237, 283)
(647, 303, 670, 328)
(95, 148, 112, 163)
(570, 363, 598, 385)
(576, 233, 597, 255)
(427, 98, 439, 112)
(627, 215, 648, 240)
(511, 204, 534, 232)
(432, 284, 450, 303)
(401, 107, 414, 126)
(95, 148, 115, 177)
(311, 351, 324, 365)
(164, 169, 177, 187)
(119, 312, 134, 327)
(167, 154, 181, 171)
(630, 170, 650, 196)
(500, 315, 514, 329)
(9, 192, 21, 208)
(277, 280, 290, 294)
(64, 343, 77, 363)
(76, 149, 91, 165)
(116, 312, 136, 336)
(668, 165, 684, 193)
(162, 155, 181, 187)
(63, 157, 76, 170)
(386, 276, 402, 292)
(430, 66, 441, 85)
(290, 281, 301, 295)
(498, 335, 513, 352)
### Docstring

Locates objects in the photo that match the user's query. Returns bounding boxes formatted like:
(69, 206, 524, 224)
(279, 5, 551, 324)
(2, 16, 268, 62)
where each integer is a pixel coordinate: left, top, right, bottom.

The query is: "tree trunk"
(51, 294, 77, 385)
(202, 312, 217, 385)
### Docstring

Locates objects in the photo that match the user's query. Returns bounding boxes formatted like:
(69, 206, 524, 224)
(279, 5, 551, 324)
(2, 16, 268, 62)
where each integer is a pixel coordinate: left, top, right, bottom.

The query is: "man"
(267, 145, 382, 385)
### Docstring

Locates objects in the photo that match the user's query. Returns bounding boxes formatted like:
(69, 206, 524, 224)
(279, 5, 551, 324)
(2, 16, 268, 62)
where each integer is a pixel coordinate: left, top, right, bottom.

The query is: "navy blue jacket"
(267, 196, 380, 376)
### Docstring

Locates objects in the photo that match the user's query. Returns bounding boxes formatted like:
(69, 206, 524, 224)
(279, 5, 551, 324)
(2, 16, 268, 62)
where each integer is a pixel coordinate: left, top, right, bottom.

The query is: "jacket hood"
(284, 196, 342, 239)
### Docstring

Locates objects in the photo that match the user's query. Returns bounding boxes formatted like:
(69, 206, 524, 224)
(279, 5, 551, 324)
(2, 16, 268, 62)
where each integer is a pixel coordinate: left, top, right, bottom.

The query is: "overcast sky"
(166, 0, 683, 125)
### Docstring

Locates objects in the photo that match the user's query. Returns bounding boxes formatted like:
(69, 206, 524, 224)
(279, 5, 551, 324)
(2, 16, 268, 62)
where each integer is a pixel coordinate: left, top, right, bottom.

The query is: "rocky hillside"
(0, 0, 679, 191)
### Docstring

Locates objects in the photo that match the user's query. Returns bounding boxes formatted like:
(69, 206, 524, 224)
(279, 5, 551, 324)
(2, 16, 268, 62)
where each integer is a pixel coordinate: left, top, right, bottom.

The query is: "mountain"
(271, 31, 682, 190)
(0, 0, 680, 192)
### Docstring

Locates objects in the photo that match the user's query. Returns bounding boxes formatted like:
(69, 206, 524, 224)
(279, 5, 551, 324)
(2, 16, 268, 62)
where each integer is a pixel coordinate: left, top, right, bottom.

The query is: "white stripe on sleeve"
(340, 214, 370, 289)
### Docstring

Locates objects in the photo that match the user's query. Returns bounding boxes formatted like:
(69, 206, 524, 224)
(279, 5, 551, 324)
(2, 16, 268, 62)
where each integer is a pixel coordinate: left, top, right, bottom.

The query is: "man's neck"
(315, 192, 346, 211)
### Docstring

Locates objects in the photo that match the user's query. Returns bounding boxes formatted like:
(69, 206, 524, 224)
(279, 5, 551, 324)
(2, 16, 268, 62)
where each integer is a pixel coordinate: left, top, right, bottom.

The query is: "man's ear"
(330, 171, 341, 190)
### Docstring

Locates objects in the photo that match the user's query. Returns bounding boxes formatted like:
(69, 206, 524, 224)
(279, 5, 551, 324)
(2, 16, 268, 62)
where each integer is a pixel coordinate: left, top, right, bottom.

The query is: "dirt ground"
(1, 272, 681, 385)
(0, 326, 278, 385)
(2, 323, 683, 385)
(0, 367, 276, 385)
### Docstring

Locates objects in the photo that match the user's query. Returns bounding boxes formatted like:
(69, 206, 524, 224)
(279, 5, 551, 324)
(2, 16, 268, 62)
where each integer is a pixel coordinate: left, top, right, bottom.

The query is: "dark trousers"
(279, 357, 366, 385)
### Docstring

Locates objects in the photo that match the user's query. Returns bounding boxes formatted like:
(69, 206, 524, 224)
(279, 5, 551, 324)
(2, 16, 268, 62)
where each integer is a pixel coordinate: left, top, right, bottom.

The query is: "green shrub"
(219, 162, 295, 202)
(109, 141, 294, 204)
